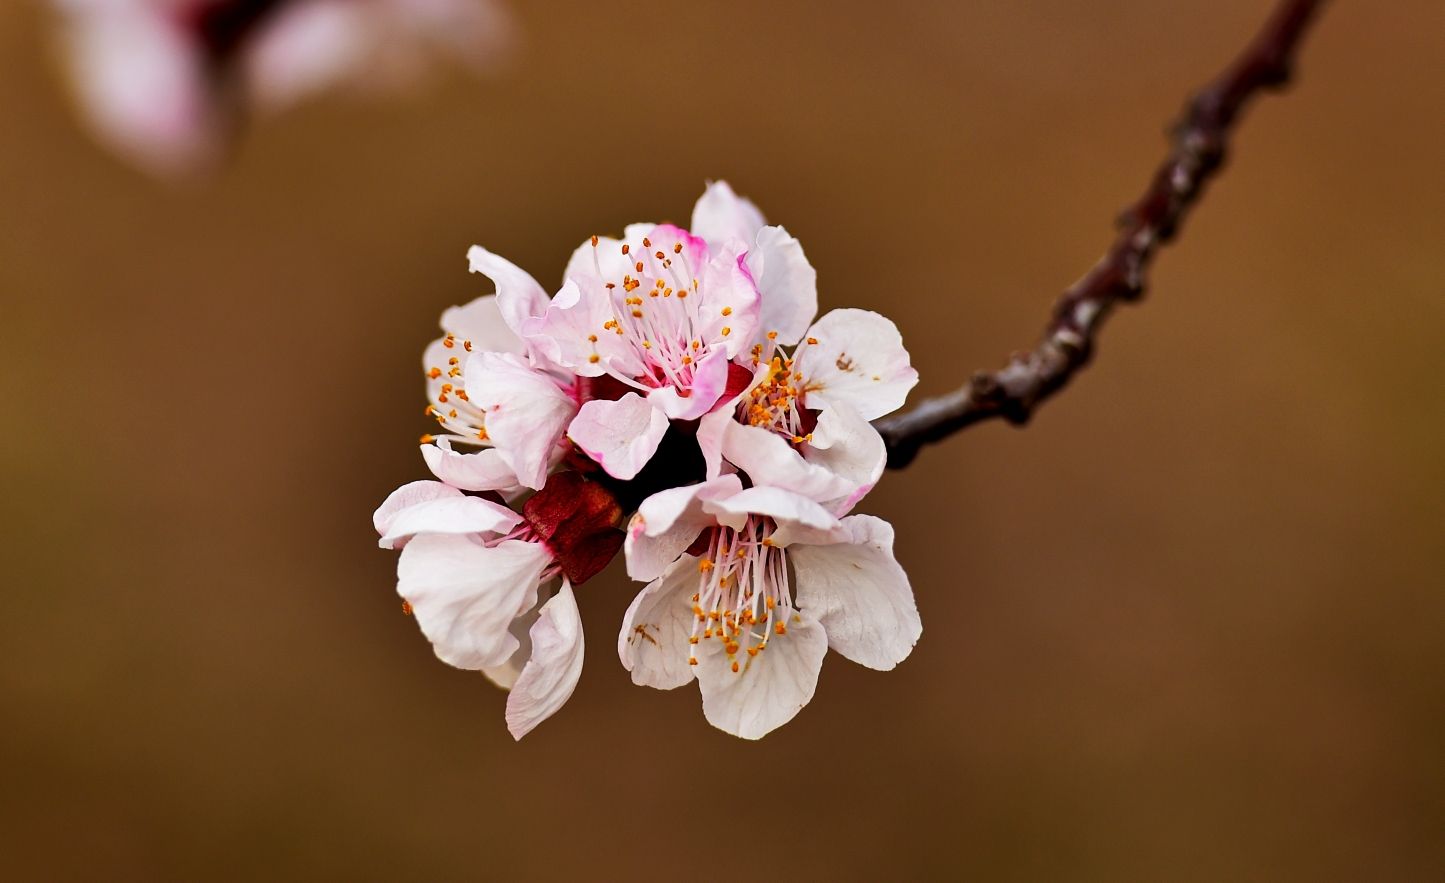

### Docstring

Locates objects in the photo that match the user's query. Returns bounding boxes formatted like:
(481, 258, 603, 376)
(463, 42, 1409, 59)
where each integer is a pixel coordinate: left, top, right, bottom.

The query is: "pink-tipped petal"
(533, 279, 645, 378)
(694, 245, 762, 360)
(801, 404, 888, 515)
(747, 225, 818, 347)
(647, 348, 730, 421)
(567, 393, 670, 481)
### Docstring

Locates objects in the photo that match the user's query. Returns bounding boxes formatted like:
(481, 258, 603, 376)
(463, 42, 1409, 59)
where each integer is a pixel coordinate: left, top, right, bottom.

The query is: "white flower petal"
(568, 393, 670, 481)
(466, 352, 577, 490)
(396, 535, 551, 670)
(719, 422, 855, 506)
(695, 406, 731, 482)
(438, 294, 524, 357)
(618, 556, 700, 690)
(646, 348, 730, 421)
(564, 235, 628, 290)
(690, 180, 766, 249)
(702, 486, 842, 543)
(505, 581, 585, 740)
(561, 223, 659, 289)
(696, 613, 827, 740)
(791, 515, 920, 671)
(374, 480, 461, 541)
(420, 439, 520, 494)
(480, 589, 545, 690)
(747, 225, 818, 347)
(802, 404, 887, 515)
(625, 475, 743, 582)
(533, 279, 645, 378)
(465, 246, 550, 339)
(796, 309, 919, 420)
(378, 494, 522, 550)
(422, 336, 459, 405)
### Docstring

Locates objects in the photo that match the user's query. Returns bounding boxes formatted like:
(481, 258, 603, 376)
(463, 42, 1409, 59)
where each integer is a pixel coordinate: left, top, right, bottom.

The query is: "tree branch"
(875, 0, 1328, 468)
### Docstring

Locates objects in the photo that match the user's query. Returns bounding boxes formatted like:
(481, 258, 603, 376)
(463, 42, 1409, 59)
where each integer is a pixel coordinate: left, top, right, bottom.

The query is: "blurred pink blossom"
(52, 0, 515, 175)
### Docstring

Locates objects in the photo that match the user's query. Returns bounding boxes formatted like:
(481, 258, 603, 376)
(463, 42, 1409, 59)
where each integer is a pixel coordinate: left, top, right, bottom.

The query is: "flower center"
(688, 517, 797, 673)
(742, 352, 810, 443)
(422, 334, 489, 445)
(585, 232, 733, 392)
(739, 340, 823, 445)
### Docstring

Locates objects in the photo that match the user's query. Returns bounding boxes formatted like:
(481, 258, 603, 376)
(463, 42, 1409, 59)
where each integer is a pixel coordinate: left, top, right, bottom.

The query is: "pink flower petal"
(690, 180, 766, 249)
(567, 393, 670, 481)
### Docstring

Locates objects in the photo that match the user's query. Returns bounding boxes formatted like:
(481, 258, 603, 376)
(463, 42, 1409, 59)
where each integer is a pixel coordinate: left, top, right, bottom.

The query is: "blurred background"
(2, 0, 1442, 879)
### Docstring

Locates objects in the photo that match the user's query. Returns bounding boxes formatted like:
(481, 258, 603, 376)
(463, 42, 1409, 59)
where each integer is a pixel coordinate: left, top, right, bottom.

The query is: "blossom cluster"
(374, 183, 922, 739)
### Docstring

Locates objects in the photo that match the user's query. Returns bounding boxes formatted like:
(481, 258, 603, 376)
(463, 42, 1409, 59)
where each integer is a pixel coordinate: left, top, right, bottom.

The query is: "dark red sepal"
(797, 406, 819, 439)
(722, 361, 755, 403)
(522, 471, 625, 586)
(575, 374, 634, 406)
(683, 532, 713, 557)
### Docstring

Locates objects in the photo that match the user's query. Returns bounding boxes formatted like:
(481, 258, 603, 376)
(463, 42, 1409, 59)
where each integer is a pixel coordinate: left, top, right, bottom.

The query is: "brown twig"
(875, 0, 1328, 468)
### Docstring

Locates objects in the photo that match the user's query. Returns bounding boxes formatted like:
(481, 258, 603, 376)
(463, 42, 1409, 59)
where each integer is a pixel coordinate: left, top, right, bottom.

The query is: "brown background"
(2, 1, 1442, 879)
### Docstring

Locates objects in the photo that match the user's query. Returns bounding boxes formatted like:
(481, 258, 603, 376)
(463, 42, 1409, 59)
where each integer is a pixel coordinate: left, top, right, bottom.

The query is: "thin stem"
(875, 0, 1329, 468)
